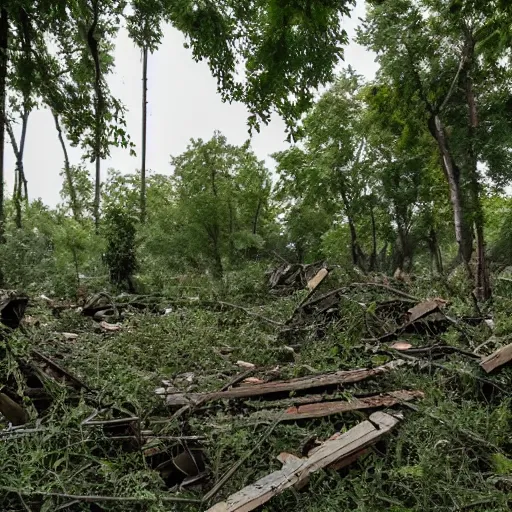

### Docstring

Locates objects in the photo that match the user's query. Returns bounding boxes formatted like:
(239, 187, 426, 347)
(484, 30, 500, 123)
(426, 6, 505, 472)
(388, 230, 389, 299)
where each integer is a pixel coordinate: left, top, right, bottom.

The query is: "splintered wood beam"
(166, 360, 405, 406)
(480, 343, 512, 373)
(281, 390, 423, 421)
(206, 411, 400, 512)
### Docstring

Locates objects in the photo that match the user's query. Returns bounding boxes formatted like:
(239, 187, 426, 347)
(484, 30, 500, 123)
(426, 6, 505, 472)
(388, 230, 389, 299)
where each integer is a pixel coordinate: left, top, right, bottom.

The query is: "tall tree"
(359, 0, 512, 298)
(274, 70, 375, 270)
(171, 132, 272, 277)
(127, 0, 164, 224)
(0, 8, 8, 244)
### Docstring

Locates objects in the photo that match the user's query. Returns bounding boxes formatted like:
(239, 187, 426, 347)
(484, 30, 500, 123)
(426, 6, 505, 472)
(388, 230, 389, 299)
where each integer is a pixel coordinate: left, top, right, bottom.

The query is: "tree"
(274, 70, 380, 270)
(361, 80, 449, 273)
(158, 0, 356, 138)
(127, 0, 164, 224)
(358, 0, 512, 298)
(0, 7, 8, 246)
(170, 132, 272, 277)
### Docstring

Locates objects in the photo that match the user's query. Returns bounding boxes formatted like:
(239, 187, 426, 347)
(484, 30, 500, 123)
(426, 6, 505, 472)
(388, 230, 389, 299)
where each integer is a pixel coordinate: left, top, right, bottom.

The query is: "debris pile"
(1, 274, 512, 511)
(159, 359, 423, 510)
(267, 261, 329, 295)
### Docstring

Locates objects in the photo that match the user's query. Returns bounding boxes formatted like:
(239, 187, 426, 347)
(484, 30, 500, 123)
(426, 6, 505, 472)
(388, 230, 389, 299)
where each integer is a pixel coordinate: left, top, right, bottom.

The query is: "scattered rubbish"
(307, 267, 329, 291)
(0, 290, 29, 329)
(99, 321, 122, 332)
(166, 361, 405, 406)
(4, 281, 508, 511)
(390, 342, 413, 351)
(242, 377, 265, 385)
(61, 332, 79, 340)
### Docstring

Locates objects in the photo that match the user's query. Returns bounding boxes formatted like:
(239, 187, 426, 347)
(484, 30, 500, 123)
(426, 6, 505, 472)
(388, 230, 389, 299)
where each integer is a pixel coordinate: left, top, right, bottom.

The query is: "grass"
(1, 269, 511, 511)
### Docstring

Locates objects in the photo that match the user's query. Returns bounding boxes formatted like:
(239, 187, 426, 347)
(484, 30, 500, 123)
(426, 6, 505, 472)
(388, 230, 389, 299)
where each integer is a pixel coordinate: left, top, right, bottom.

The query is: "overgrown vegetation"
(1, 0, 512, 511)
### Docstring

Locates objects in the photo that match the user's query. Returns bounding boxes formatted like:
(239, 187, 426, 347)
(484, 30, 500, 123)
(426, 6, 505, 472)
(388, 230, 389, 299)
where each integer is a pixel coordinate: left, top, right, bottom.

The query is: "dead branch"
(31, 349, 93, 392)
(220, 368, 255, 391)
(202, 412, 285, 503)
(83, 416, 139, 427)
(351, 282, 419, 302)
(0, 487, 200, 504)
(218, 301, 283, 327)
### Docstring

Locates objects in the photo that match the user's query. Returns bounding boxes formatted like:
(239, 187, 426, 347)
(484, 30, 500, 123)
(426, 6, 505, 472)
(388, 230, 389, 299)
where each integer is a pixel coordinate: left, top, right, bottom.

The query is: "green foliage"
(168, 132, 273, 277)
(0, 199, 104, 296)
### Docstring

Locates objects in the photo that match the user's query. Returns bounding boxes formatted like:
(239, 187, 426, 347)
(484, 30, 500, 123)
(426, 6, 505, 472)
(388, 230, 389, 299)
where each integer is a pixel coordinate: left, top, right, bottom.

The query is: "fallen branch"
(166, 361, 405, 406)
(220, 368, 256, 392)
(0, 487, 200, 504)
(218, 301, 283, 327)
(388, 350, 508, 394)
(206, 411, 400, 512)
(387, 345, 480, 360)
(202, 412, 285, 503)
(83, 416, 139, 427)
(351, 282, 419, 302)
(31, 349, 93, 392)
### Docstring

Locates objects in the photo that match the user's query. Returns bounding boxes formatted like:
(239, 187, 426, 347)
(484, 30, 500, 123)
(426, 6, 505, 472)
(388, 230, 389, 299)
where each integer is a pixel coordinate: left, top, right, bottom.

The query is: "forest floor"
(1, 264, 512, 512)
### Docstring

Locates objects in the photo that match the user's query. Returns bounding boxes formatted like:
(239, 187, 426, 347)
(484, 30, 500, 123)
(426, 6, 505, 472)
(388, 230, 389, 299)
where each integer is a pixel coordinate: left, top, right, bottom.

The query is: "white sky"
(5, 1, 378, 207)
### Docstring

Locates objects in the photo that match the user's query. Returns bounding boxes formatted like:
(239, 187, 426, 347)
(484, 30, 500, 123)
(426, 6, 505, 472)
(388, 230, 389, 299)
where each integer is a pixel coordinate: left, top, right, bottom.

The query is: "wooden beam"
(167, 361, 404, 406)
(206, 411, 400, 512)
(480, 343, 512, 373)
(281, 390, 423, 421)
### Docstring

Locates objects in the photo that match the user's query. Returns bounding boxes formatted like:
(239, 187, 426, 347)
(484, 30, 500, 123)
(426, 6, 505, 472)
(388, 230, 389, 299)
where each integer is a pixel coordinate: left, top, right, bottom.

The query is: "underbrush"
(1, 271, 511, 511)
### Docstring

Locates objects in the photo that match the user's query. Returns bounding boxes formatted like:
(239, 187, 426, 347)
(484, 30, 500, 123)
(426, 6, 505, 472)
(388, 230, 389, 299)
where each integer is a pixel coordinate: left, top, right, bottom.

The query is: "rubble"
(267, 261, 329, 295)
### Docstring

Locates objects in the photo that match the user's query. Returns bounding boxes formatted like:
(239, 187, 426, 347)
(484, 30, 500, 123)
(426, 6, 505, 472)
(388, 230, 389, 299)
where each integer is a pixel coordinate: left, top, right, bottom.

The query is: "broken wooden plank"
(206, 411, 400, 512)
(480, 343, 512, 373)
(407, 300, 441, 323)
(31, 349, 93, 392)
(167, 361, 405, 406)
(307, 268, 329, 291)
(281, 390, 423, 421)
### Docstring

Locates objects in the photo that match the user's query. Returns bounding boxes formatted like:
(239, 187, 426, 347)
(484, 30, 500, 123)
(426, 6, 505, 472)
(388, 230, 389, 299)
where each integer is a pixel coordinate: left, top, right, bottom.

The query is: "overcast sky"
(5, 1, 378, 207)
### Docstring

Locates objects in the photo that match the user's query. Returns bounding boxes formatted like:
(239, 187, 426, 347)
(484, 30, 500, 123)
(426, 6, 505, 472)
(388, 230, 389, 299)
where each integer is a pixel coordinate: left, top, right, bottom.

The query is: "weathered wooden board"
(206, 411, 400, 512)
(166, 361, 404, 406)
(480, 343, 512, 373)
(281, 390, 423, 421)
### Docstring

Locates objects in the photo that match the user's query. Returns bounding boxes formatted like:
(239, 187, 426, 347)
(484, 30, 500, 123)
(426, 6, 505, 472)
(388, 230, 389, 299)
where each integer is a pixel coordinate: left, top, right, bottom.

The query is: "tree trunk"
(228, 200, 235, 262)
(369, 202, 377, 271)
(53, 112, 81, 221)
(211, 229, 223, 279)
(140, 45, 148, 223)
(427, 227, 443, 275)
(463, 39, 490, 301)
(340, 189, 365, 270)
(0, 8, 8, 245)
(428, 114, 473, 269)
(87, 0, 103, 231)
(252, 197, 262, 235)
(6, 110, 29, 229)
